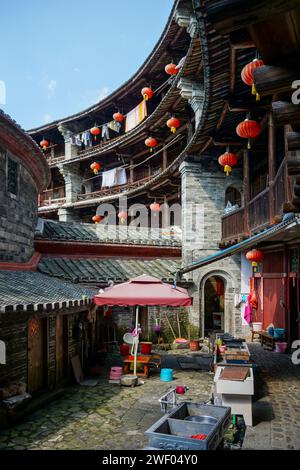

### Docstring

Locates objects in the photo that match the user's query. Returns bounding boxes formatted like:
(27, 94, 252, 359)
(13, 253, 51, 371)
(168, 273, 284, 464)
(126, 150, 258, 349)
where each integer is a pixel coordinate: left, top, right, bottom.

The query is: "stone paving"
(0, 345, 300, 450)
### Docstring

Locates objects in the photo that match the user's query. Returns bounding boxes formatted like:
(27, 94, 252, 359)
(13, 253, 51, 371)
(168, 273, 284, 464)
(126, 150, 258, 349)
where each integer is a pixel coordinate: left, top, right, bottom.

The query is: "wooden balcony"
(221, 160, 288, 245)
(39, 186, 66, 208)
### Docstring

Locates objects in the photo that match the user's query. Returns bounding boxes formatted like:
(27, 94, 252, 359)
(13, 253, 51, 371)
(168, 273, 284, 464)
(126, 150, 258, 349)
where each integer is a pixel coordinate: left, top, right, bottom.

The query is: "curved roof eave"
(28, 0, 182, 135)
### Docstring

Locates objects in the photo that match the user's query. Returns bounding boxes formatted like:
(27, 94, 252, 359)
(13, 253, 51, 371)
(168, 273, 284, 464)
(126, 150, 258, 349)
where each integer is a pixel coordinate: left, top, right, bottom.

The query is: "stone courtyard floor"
(0, 344, 300, 450)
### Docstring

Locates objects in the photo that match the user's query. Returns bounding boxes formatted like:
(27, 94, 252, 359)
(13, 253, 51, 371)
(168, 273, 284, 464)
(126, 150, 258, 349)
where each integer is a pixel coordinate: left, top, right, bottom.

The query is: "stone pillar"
(58, 124, 79, 161)
(177, 78, 204, 129)
(58, 163, 83, 204)
(180, 157, 243, 336)
(57, 207, 80, 223)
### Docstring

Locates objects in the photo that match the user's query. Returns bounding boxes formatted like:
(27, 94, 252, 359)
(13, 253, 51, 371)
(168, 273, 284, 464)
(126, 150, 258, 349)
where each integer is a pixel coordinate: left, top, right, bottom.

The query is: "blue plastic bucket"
(160, 368, 173, 382)
(274, 328, 285, 340)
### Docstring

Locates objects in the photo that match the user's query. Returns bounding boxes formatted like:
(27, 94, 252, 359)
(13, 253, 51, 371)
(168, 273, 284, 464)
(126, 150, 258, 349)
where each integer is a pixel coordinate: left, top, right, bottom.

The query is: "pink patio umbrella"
(94, 274, 192, 376)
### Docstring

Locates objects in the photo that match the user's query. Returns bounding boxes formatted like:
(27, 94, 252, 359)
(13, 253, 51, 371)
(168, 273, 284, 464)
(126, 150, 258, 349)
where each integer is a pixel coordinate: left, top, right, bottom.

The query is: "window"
(7, 156, 19, 195)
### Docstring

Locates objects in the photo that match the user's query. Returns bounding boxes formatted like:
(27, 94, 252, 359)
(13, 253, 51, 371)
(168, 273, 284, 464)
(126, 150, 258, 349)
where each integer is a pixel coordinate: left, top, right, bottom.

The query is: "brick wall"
(0, 147, 38, 263)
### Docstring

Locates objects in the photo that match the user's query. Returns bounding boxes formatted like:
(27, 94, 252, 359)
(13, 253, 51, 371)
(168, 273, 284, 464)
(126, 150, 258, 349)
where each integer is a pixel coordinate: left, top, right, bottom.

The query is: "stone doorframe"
(197, 268, 236, 337)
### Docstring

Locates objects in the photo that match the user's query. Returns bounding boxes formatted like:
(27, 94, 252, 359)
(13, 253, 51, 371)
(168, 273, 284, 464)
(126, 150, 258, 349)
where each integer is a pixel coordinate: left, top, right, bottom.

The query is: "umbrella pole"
(133, 306, 139, 377)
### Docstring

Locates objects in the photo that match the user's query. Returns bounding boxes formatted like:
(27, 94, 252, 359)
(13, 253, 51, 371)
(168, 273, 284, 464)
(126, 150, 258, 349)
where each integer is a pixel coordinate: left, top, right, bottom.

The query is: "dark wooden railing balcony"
(221, 160, 288, 245)
(39, 186, 66, 208)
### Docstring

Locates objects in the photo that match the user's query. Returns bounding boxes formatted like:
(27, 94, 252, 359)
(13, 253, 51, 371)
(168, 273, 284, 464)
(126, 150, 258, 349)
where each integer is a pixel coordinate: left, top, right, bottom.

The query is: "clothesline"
(69, 72, 181, 139)
(81, 133, 184, 183)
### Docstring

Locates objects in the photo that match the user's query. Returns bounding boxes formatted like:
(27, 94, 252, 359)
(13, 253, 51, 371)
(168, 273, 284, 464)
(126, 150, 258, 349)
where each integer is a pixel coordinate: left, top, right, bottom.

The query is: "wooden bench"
(251, 331, 276, 351)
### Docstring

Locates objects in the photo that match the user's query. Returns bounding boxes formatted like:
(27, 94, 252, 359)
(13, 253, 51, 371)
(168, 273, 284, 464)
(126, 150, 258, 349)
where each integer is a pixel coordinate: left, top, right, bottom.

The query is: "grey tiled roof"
(36, 219, 182, 247)
(0, 271, 96, 312)
(38, 257, 181, 284)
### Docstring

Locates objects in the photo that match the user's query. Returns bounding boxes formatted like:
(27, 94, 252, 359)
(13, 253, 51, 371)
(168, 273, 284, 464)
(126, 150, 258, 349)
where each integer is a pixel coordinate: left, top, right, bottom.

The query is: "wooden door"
(28, 317, 47, 393)
(263, 278, 286, 329)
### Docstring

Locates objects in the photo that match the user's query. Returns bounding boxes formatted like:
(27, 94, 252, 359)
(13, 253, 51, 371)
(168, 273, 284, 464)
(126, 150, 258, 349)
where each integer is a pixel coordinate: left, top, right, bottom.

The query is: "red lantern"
(90, 126, 100, 140)
(165, 63, 178, 75)
(145, 137, 158, 152)
(236, 118, 261, 149)
(92, 215, 102, 224)
(40, 139, 49, 150)
(167, 117, 181, 134)
(246, 249, 264, 268)
(90, 162, 101, 175)
(141, 87, 153, 101)
(118, 211, 127, 224)
(113, 112, 124, 123)
(150, 202, 161, 215)
(241, 59, 264, 101)
(218, 152, 238, 176)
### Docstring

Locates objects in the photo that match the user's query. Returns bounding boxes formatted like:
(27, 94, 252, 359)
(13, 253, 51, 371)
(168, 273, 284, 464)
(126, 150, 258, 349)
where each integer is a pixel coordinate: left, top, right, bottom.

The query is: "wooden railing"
(222, 206, 245, 241)
(248, 188, 270, 231)
(77, 175, 153, 201)
(221, 160, 288, 243)
(273, 159, 287, 217)
(39, 186, 66, 207)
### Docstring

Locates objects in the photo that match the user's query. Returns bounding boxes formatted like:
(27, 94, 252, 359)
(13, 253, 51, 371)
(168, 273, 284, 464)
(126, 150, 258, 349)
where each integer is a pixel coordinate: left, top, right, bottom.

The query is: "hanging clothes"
(102, 124, 110, 141)
(115, 167, 127, 185)
(125, 100, 147, 133)
(81, 131, 93, 148)
(244, 295, 252, 325)
(101, 167, 128, 188)
(102, 168, 117, 188)
(108, 120, 121, 133)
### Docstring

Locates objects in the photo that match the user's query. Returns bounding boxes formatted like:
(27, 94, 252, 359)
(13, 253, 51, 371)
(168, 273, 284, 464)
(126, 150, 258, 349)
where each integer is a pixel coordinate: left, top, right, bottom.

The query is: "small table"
(123, 355, 151, 378)
(252, 331, 275, 351)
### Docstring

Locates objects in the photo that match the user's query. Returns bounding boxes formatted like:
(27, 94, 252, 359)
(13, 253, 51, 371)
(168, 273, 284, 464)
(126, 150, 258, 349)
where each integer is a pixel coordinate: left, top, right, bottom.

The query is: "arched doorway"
(204, 276, 225, 335)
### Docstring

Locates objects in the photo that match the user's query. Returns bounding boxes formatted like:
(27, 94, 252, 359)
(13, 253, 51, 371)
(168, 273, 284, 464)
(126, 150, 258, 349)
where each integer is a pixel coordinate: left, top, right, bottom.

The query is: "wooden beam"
(287, 156, 300, 175)
(272, 101, 300, 126)
(230, 30, 255, 49)
(254, 64, 300, 97)
(287, 132, 300, 151)
(206, 0, 300, 35)
(268, 112, 276, 221)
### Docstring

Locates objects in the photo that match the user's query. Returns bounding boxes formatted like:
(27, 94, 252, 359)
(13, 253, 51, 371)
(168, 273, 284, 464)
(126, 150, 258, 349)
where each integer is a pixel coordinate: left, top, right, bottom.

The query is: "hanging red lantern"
(113, 112, 124, 123)
(145, 137, 158, 152)
(236, 118, 261, 149)
(167, 117, 181, 134)
(165, 63, 178, 75)
(218, 152, 238, 176)
(141, 87, 153, 101)
(118, 211, 128, 224)
(150, 202, 161, 215)
(40, 138, 49, 150)
(90, 126, 100, 140)
(241, 59, 264, 101)
(92, 215, 102, 224)
(90, 162, 101, 175)
(246, 249, 264, 268)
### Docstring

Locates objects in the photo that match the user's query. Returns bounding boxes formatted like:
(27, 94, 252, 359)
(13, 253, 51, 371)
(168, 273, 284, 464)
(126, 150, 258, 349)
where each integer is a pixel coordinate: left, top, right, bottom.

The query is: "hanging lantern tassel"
(171, 127, 176, 134)
(247, 139, 251, 150)
(224, 165, 231, 177)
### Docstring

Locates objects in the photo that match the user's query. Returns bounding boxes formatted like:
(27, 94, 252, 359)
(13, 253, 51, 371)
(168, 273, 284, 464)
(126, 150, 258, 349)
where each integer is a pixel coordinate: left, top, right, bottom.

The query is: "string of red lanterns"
(150, 202, 161, 215)
(141, 87, 154, 101)
(92, 215, 102, 224)
(246, 249, 264, 269)
(218, 151, 238, 176)
(145, 137, 158, 152)
(236, 118, 261, 149)
(90, 162, 101, 175)
(90, 125, 101, 141)
(113, 112, 124, 123)
(241, 58, 264, 101)
(165, 63, 178, 76)
(40, 138, 49, 151)
(118, 211, 128, 224)
(167, 117, 181, 134)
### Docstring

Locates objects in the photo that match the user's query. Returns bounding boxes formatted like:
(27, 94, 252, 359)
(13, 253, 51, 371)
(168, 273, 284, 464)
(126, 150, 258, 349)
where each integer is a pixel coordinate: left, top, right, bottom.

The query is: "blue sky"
(0, 0, 174, 130)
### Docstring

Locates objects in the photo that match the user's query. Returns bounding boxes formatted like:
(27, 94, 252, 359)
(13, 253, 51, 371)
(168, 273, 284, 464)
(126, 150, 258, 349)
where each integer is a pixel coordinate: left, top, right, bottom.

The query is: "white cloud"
(43, 113, 53, 124)
(79, 87, 110, 108)
(47, 79, 57, 94)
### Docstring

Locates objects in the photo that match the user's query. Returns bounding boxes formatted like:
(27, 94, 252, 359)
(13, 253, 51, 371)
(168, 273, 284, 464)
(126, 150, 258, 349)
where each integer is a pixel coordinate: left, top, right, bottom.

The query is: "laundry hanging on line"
(125, 100, 147, 133)
(101, 167, 127, 188)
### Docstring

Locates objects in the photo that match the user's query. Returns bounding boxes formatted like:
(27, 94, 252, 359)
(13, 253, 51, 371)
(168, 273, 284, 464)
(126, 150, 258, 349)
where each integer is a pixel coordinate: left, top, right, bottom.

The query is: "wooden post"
(243, 149, 250, 235)
(130, 159, 134, 183)
(268, 112, 276, 221)
(163, 148, 168, 170)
